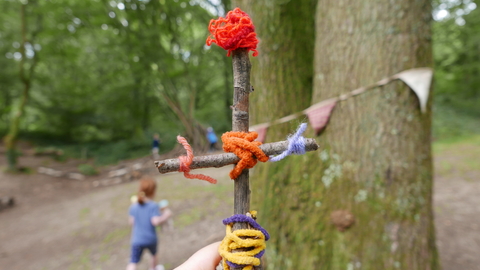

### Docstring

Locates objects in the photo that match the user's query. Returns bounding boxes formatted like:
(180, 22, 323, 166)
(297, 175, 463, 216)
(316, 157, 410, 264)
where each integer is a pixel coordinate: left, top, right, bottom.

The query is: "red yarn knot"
(221, 131, 269, 180)
(206, 7, 259, 57)
(177, 136, 217, 184)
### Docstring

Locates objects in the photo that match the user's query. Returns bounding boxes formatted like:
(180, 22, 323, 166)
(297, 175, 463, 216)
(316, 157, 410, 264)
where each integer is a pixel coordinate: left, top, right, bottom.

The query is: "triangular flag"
(250, 124, 268, 143)
(305, 101, 337, 135)
(394, 68, 433, 113)
(256, 126, 267, 143)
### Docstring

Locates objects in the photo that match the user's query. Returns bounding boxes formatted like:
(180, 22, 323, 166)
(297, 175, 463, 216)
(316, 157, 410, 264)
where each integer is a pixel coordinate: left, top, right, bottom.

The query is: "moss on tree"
(234, 0, 439, 269)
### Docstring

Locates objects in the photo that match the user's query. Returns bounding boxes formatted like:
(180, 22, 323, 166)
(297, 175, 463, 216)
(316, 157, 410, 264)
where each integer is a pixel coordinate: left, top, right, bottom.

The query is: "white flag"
(394, 68, 433, 113)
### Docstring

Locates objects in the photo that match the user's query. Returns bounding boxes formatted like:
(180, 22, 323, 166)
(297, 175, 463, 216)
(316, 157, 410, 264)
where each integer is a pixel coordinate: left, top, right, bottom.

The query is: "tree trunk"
(4, 3, 31, 171)
(234, 0, 438, 269)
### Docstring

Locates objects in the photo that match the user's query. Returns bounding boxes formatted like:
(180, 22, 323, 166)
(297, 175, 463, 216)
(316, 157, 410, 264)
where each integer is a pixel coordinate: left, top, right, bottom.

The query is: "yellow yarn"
(219, 223, 266, 270)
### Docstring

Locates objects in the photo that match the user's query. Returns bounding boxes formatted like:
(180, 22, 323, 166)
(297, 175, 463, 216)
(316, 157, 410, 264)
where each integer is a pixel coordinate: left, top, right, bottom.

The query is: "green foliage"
(433, 0, 480, 117)
(77, 163, 99, 176)
(0, 0, 232, 164)
(433, 103, 480, 142)
(50, 137, 153, 165)
(1, 0, 476, 164)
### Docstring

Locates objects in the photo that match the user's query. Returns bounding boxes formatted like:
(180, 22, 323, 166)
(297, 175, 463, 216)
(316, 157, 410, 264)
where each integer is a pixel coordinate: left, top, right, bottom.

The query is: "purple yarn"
(222, 215, 269, 268)
(269, 123, 307, 162)
(223, 214, 270, 240)
(226, 261, 245, 268)
(224, 250, 267, 268)
(255, 250, 265, 258)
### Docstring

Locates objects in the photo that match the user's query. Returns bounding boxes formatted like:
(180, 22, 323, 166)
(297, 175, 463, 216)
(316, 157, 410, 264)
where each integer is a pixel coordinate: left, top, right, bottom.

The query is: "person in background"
(127, 177, 172, 270)
(206, 127, 218, 152)
(152, 133, 161, 159)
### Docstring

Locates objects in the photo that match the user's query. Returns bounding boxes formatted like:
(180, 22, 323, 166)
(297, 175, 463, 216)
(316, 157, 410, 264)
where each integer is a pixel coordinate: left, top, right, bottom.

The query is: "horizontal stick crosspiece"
(154, 138, 319, 174)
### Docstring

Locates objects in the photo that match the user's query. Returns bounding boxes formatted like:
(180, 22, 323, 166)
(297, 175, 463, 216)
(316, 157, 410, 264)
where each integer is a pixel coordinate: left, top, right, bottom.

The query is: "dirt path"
(433, 138, 480, 270)
(0, 138, 479, 270)
(0, 146, 234, 270)
(0, 164, 233, 270)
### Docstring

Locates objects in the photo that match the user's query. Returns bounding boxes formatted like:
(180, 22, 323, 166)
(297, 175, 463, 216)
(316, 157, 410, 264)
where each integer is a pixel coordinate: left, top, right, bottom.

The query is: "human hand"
(174, 241, 222, 270)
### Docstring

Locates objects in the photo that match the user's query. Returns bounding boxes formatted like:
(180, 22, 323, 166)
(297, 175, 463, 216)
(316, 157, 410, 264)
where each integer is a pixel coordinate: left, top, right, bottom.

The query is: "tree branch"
(154, 138, 319, 173)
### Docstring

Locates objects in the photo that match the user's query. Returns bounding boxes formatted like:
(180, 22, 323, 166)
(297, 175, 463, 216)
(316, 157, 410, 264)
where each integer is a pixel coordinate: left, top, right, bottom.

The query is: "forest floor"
(0, 136, 479, 270)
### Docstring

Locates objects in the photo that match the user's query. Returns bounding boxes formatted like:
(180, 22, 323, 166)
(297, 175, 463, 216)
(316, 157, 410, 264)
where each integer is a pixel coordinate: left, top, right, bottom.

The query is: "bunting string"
(250, 68, 433, 140)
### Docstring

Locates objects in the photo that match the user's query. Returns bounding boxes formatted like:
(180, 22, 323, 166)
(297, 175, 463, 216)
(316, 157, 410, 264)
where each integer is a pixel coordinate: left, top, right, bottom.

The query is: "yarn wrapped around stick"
(221, 131, 269, 179)
(206, 7, 259, 57)
(176, 136, 217, 184)
(269, 123, 308, 162)
(219, 212, 270, 270)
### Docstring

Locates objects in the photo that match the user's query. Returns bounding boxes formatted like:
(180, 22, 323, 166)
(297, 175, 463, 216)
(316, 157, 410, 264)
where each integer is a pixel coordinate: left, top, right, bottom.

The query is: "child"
(152, 133, 161, 159)
(206, 127, 218, 152)
(127, 177, 172, 270)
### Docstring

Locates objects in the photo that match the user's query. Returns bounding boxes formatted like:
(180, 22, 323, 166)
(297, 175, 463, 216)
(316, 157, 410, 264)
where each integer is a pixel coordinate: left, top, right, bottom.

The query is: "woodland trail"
(0, 138, 479, 270)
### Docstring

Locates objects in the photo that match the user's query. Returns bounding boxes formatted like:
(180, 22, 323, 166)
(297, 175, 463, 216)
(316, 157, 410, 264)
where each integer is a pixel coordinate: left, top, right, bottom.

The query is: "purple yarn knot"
(223, 214, 270, 240)
(222, 214, 270, 268)
(269, 123, 307, 162)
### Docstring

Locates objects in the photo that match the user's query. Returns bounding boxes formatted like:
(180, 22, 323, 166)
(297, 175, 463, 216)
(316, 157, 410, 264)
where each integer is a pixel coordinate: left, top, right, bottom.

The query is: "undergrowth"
(432, 102, 480, 143)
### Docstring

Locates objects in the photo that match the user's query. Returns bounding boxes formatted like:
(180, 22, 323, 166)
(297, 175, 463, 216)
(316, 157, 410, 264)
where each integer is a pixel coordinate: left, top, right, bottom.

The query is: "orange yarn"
(221, 132, 269, 180)
(177, 136, 217, 184)
(206, 7, 259, 57)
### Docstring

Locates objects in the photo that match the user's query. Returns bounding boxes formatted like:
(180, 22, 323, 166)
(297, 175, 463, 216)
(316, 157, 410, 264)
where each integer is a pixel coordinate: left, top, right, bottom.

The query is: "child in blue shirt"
(206, 127, 218, 152)
(127, 177, 172, 270)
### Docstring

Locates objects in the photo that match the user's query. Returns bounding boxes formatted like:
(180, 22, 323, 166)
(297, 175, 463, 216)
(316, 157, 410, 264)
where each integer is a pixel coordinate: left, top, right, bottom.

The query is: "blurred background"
(0, 0, 479, 269)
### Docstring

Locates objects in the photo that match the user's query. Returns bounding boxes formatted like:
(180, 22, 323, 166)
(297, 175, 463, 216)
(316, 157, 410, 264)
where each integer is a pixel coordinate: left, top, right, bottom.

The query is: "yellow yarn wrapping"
(218, 222, 266, 270)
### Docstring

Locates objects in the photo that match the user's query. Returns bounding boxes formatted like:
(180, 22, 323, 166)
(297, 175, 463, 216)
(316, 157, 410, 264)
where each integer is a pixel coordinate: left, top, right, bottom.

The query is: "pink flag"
(255, 126, 267, 143)
(305, 101, 337, 135)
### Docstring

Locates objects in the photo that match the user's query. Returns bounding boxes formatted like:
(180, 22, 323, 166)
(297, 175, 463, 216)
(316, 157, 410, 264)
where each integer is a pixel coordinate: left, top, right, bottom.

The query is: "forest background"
(0, 0, 479, 269)
(0, 0, 479, 168)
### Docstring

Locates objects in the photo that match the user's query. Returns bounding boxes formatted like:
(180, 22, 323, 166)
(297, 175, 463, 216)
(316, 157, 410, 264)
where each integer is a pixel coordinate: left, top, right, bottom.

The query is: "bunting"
(254, 124, 268, 143)
(250, 67, 433, 140)
(394, 68, 433, 113)
(305, 100, 337, 135)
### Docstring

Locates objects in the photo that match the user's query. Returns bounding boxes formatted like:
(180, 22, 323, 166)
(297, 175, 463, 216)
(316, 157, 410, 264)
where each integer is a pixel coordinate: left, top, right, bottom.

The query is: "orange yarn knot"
(177, 136, 217, 184)
(206, 7, 259, 57)
(221, 131, 268, 180)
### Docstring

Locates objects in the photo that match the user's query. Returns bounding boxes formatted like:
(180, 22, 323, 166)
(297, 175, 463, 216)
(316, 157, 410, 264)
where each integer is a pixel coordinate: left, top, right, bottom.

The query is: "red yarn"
(221, 131, 269, 180)
(177, 136, 217, 184)
(206, 7, 259, 57)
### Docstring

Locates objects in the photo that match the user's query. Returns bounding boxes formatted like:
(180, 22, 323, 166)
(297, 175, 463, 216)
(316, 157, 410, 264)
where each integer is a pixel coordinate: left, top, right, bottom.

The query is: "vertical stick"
(231, 48, 256, 270)
(231, 48, 251, 221)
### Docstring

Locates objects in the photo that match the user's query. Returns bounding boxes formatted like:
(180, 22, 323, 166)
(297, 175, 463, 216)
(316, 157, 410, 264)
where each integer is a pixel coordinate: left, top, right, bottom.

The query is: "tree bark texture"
(234, 0, 438, 269)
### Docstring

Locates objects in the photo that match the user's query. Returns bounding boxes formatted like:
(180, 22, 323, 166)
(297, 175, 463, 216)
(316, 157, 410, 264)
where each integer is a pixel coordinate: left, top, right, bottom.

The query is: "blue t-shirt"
(129, 201, 161, 246)
(207, 131, 217, 143)
(152, 139, 160, 148)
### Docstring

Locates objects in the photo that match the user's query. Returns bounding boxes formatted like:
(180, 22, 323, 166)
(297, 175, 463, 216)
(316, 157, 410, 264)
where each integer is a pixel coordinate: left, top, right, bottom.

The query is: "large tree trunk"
(4, 3, 37, 171)
(234, 0, 438, 269)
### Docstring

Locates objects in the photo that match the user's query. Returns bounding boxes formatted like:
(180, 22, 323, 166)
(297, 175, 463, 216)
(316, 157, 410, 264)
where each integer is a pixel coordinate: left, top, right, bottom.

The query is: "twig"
(154, 138, 319, 174)
(231, 48, 252, 270)
(231, 47, 254, 213)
